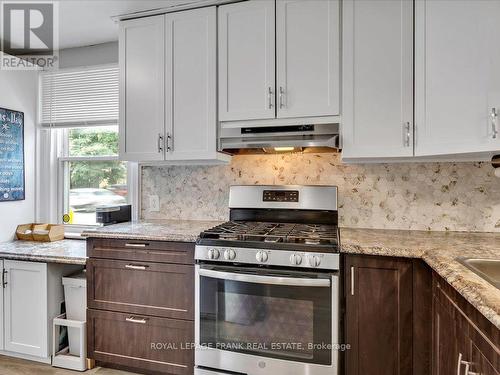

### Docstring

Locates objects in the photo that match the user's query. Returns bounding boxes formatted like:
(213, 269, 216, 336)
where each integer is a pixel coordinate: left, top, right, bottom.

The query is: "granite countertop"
(341, 228, 500, 330)
(81, 220, 499, 329)
(82, 219, 224, 242)
(0, 239, 87, 265)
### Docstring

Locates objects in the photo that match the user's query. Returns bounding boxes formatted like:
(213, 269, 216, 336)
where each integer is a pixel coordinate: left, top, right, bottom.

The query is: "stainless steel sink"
(457, 258, 500, 289)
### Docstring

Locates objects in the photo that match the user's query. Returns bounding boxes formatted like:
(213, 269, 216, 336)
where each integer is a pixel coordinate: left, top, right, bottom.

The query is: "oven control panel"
(195, 245, 340, 271)
(263, 190, 299, 202)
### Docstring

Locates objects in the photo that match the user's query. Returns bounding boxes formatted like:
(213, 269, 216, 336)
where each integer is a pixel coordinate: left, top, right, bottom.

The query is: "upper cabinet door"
(415, 0, 500, 156)
(276, 0, 340, 119)
(165, 7, 218, 160)
(218, 1, 275, 122)
(119, 16, 165, 162)
(341, 0, 414, 160)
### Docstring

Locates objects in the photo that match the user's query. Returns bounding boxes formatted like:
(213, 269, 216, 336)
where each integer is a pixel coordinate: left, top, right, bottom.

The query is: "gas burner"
(199, 220, 339, 252)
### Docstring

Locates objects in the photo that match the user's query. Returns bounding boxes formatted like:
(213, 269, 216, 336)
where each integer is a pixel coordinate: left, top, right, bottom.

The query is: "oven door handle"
(198, 268, 331, 287)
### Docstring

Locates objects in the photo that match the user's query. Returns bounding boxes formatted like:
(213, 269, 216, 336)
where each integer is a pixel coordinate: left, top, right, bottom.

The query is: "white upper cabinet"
(119, 15, 165, 162)
(218, 1, 275, 122)
(276, 0, 340, 118)
(165, 7, 220, 161)
(119, 10, 228, 164)
(342, 0, 413, 160)
(415, 0, 500, 156)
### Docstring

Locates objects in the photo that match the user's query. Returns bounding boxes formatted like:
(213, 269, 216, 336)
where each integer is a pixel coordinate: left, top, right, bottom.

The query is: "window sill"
(63, 224, 101, 239)
(64, 233, 86, 240)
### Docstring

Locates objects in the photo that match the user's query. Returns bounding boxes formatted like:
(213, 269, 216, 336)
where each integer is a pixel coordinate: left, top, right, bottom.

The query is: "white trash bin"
(62, 270, 86, 356)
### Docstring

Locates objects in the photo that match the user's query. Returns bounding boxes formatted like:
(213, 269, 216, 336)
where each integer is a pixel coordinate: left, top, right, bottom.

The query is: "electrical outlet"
(149, 195, 160, 212)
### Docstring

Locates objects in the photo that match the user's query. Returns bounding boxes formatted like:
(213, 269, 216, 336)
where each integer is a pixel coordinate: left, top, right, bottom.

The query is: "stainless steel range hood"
(218, 120, 340, 155)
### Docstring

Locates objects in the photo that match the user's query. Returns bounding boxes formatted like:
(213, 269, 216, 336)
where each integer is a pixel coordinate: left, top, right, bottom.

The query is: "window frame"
(56, 127, 138, 232)
(36, 64, 139, 235)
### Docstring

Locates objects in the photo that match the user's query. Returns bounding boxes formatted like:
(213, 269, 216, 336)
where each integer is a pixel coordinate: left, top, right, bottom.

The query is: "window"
(38, 65, 135, 227)
(60, 126, 128, 225)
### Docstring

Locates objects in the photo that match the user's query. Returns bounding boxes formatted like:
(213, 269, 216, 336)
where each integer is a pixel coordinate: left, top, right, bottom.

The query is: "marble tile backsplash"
(141, 153, 500, 232)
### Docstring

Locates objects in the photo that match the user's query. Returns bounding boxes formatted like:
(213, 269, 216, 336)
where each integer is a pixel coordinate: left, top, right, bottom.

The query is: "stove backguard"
(229, 208, 338, 226)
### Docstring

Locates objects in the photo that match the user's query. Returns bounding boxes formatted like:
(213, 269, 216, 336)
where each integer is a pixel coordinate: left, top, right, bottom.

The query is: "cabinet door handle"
(457, 353, 475, 375)
(491, 108, 498, 139)
(268, 87, 273, 109)
(457, 353, 464, 375)
(279, 86, 285, 109)
(157, 133, 164, 153)
(125, 316, 148, 324)
(350, 266, 355, 296)
(166, 132, 172, 152)
(2, 269, 7, 288)
(124, 243, 147, 248)
(403, 122, 411, 147)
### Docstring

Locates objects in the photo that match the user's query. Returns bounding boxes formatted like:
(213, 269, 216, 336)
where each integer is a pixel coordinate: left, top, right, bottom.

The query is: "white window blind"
(39, 65, 118, 127)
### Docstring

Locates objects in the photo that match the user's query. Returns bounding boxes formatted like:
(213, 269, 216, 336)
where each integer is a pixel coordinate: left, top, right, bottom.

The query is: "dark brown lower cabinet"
(87, 238, 195, 375)
(87, 258, 194, 320)
(345, 255, 499, 375)
(344, 255, 415, 375)
(88, 309, 194, 375)
(432, 274, 500, 375)
(432, 296, 470, 375)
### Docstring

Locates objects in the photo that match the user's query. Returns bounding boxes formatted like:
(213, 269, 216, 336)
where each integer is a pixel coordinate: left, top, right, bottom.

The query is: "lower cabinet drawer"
(87, 238, 195, 265)
(88, 309, 194, 375)
(87, 258, 194, 320)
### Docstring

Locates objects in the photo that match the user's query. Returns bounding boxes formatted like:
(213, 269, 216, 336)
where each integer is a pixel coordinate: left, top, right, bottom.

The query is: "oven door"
(195, 264, 339, 375)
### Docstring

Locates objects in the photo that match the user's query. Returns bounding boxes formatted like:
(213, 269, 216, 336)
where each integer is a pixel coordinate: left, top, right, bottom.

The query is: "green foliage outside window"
(69, 161, 126, 189)
(69, 127, 119, 156)
(68, 127, 126, 189)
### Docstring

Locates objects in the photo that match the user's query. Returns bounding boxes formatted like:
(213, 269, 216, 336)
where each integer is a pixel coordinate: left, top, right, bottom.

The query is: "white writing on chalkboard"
(0, 107, 25, 202)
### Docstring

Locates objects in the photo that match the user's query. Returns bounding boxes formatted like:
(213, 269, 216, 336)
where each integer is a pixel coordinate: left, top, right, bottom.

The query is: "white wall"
(59, 42, 118, 68)
(0, 68, 38, 242)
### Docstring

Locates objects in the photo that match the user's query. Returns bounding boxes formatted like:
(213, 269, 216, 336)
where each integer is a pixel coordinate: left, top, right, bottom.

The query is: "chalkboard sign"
(0, 108, 25, 202)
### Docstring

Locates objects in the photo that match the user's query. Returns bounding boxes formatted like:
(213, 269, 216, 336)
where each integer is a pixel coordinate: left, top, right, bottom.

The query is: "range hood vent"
(219, 120, 340, 155)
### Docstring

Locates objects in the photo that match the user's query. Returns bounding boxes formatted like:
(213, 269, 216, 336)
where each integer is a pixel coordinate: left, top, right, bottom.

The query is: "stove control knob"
(207, 248, 220, 260)
(308, 255, 321, 268)
(256, 251, 268, 263)
(224, 248, 236, 261)
(290, 253, 302, 265)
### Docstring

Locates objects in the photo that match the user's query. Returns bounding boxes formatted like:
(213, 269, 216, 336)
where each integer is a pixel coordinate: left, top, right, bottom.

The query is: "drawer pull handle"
(125, 243, 148, 248)
(125, 264, 148, 270)
(126, 316, 148, 324)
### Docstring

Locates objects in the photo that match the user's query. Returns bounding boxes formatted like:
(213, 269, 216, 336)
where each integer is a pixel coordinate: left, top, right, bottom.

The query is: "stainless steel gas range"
(195, 185, 341, 375)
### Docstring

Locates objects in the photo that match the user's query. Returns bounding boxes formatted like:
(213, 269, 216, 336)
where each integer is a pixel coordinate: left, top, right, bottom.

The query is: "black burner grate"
(200, 221, 339, 247)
